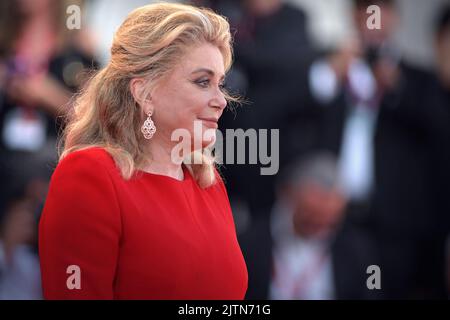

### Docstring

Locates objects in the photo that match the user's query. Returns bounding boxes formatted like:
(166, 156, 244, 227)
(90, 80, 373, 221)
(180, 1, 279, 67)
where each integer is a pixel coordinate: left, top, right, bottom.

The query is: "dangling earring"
(141, 110, 156, 139)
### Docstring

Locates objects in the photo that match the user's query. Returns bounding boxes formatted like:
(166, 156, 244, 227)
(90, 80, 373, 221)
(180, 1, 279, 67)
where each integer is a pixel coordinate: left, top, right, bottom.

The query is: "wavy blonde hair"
(60, 2, 235, 188)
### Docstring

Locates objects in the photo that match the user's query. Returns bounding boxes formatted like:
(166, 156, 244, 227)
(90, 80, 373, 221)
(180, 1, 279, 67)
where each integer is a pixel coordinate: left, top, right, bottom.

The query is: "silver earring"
(141, 110, 156, 139)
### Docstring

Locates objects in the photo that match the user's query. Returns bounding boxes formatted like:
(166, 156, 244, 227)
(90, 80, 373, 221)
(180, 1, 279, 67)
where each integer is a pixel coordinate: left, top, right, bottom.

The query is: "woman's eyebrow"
(191, 68, 225, 80)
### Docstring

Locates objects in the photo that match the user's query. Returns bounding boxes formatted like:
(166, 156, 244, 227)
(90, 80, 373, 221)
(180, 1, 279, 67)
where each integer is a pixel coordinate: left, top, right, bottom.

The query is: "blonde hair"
(60, 2, 235, 188)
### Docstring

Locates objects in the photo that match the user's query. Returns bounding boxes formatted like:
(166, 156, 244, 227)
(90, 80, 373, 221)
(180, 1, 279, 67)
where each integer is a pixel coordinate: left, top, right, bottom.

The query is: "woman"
(0, 0, 97, 216)
(38, 3, 248, 299)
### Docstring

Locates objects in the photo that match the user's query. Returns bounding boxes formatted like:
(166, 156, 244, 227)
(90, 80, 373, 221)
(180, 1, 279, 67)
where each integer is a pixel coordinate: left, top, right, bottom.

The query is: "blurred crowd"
(0, 0, 97, 299)
(0, 0, 449, 299)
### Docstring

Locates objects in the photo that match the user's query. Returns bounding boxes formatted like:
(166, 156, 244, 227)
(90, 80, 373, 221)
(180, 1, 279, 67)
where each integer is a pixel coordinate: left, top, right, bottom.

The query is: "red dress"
(38, 147, 248, 299)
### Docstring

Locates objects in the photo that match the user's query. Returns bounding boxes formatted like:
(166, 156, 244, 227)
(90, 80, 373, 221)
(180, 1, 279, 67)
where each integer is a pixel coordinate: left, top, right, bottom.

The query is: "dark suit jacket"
(370, 64, 450, 298)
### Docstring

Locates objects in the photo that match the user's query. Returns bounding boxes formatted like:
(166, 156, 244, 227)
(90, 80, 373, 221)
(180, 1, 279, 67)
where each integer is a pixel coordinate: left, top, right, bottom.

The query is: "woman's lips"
(198, 118, 218, 128)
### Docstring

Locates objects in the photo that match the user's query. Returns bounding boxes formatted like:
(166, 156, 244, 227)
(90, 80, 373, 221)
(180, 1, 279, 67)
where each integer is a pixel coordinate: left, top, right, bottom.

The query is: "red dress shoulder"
(39, 147, 248, 299)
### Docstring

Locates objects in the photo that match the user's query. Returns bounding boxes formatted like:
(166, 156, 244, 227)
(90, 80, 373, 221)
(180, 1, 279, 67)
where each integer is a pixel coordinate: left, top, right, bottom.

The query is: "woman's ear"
(130, 78, 151, 111)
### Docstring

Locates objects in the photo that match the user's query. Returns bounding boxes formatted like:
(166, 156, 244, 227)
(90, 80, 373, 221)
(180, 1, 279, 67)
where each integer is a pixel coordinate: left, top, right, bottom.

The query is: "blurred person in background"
(0, 0, 97, 299)
(0, 0, 98, 218)
(306, 0, 401, 205)
(369, 1, 450, 299)
(240, 152, 382, 300)
(287, 0, 449, 298)
(0, 187, 43, 299)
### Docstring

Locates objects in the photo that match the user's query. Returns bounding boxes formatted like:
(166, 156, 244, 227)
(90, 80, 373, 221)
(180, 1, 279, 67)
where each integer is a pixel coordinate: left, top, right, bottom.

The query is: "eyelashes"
(193, 79, 226, 90)
(194, 79, 209, 88)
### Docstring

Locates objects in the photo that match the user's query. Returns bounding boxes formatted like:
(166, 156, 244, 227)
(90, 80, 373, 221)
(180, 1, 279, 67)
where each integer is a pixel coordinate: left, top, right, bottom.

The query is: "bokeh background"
(0, 0, 449, 299)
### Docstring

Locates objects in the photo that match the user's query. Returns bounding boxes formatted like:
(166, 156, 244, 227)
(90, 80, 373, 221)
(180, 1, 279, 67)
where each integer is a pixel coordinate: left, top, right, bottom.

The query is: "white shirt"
(0, 242, 42, 300)
(269, 203, 336, 300)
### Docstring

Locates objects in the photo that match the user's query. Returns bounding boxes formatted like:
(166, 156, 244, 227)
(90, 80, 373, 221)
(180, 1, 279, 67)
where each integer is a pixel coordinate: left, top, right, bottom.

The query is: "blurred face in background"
(244, 0, 282, 17)
(287, 181, 347, 239)
(17, 0, 53, 16)
(435, 25, 450, 89)
(352, 1, 400, 91)
(353, 2, 398, 48)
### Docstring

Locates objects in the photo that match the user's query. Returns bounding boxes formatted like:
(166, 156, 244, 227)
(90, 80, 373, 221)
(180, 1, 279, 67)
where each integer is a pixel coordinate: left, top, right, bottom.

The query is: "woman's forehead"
(177, 44, 225, 76)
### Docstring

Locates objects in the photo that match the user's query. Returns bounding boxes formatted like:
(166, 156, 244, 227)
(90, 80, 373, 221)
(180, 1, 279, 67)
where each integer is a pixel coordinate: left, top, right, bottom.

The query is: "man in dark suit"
(239, 152, 383, 299)
(368, 3, 450, 299)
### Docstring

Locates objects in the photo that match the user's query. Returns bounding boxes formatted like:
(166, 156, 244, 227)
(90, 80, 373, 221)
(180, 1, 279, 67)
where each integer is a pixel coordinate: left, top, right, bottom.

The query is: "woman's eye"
(195, 79, 210, 88)
(194, 79, 226, 90)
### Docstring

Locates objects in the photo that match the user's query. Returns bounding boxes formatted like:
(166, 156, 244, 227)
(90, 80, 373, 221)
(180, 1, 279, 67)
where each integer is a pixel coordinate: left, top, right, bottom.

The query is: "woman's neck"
(140, 137, 184, 181)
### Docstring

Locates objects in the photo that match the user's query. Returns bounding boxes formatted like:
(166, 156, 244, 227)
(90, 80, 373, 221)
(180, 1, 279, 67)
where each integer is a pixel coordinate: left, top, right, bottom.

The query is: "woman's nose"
(211, 88, 227, 110)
